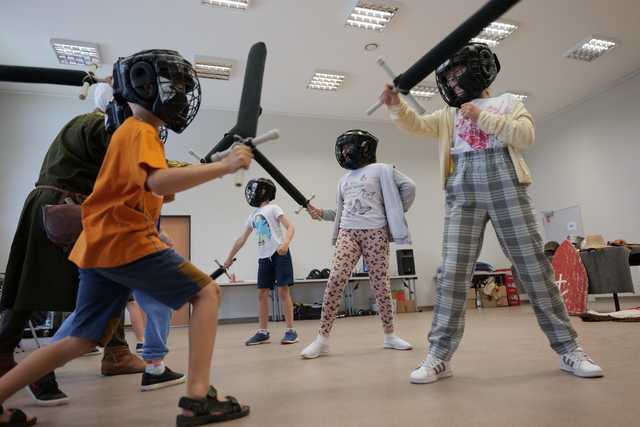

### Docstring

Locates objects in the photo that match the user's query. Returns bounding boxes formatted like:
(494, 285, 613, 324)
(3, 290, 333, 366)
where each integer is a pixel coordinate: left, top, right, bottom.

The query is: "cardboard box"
(480, 292, 498, 308)
(396, 300, 417, 313)
(481, 285, 508, 308)
(495, 285, 509, 307)
(467, 288, 478, 309)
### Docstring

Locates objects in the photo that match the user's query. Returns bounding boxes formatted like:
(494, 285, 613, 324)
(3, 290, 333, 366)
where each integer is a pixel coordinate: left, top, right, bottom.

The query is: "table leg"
(613, 292, 621, 312)
(271, 290, 282, 322)
(404, 278, 416, 301)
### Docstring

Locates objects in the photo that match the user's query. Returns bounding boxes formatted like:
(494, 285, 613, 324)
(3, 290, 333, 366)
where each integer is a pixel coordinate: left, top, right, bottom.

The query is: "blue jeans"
(52, 290, 174, 361)
(134, 290, 173, 361)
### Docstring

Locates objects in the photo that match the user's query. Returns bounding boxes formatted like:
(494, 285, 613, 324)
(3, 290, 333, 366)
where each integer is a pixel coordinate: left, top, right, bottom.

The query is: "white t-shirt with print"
(246, 203, 285, 259)
(339, 163, 387, 230)
(452, 93, 517, 154)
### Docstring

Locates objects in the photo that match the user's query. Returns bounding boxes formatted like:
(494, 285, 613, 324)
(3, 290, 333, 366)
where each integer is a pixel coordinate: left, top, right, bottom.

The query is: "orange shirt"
(69, 117, 169, 268)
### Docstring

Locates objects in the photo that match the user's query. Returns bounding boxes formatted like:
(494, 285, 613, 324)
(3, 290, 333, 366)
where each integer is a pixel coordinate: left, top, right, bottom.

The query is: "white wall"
(0, 90, 513, 318)
(528, 71, 640, 293)
(4, 71, 635, 315)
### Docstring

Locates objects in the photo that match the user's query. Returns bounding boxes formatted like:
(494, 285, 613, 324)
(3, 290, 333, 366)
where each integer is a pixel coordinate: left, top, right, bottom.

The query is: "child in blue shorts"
(224, 178, 298, 346)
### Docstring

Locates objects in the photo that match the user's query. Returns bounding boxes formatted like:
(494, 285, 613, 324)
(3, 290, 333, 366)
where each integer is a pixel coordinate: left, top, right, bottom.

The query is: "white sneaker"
(300, 336, 329, 359)
(560, 348, 603, 378)
(383, 335, 413, 350)
(410, 354, 452, 384)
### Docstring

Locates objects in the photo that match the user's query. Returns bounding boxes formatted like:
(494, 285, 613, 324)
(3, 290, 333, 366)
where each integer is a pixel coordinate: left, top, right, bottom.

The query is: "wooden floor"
(12, 299, 640, 427)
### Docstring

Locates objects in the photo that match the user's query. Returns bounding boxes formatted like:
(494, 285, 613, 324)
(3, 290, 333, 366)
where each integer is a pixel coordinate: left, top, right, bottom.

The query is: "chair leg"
(613, 292, 621, 312)
(28, 320, 41, 348)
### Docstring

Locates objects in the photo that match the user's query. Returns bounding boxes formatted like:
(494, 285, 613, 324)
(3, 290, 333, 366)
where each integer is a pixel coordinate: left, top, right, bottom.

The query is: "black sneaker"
(140, 367, 185, 392)
(27, 372, 69, 407)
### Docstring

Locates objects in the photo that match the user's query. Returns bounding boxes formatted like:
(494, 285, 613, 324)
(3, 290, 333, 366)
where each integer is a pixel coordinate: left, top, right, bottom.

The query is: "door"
(160, 215, 191, 326)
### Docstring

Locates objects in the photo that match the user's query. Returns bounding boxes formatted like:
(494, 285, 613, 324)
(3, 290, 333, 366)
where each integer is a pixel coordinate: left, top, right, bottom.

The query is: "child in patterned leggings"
(301, 129, 416, 359)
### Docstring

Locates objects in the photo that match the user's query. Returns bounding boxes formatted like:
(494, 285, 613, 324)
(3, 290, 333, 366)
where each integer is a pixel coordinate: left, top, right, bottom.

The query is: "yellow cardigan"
(390, 97, 535, 189)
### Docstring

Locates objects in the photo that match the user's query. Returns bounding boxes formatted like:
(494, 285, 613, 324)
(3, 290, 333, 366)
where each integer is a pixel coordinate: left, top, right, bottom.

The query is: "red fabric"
(552, 240, 588, 315)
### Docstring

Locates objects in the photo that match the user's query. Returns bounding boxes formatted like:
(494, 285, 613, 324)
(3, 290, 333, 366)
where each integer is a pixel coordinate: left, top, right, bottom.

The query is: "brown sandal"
(0, 406, 37, 427)
(176, 386, 249, 426)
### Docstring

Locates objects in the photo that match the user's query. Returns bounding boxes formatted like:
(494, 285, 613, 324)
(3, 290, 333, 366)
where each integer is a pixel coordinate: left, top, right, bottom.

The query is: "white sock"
(285, 328, 295, 332)
(316, 334, 329, 345)
(258, 329, 269, 334)
(145, 361, 165, 375)
(384, 333, 396, 339)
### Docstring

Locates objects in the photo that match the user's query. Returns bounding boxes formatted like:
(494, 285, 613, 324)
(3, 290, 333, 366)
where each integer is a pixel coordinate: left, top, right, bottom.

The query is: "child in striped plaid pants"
(380, 42, 603, 384)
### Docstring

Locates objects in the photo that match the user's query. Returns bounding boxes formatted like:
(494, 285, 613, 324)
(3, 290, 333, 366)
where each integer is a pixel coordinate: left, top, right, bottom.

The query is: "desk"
(218, 280, 282, 321)
(220, 275, 418, 321)
(343, 275, 418, 316)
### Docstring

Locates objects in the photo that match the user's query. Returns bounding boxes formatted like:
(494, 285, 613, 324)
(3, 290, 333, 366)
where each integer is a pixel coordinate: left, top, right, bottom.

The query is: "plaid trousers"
(428, 147, 578, 361)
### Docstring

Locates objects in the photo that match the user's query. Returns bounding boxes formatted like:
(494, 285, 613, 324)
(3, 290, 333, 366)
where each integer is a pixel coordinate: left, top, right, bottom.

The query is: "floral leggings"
(319, 228, 394, 336)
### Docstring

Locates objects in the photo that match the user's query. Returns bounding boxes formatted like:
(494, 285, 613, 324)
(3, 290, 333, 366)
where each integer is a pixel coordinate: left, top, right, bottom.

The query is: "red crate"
(495, 268, 520, 306)
(507, 293, 521, 306)
(391, 290, 406, 301)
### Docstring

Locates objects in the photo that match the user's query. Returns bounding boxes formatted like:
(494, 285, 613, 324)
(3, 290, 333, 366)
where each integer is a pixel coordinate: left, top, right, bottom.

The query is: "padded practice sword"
(200, 42, 313, 211)
(0, 64, 105, 100)
(366, 0, 521, 115)
(210, 258, 236, 280)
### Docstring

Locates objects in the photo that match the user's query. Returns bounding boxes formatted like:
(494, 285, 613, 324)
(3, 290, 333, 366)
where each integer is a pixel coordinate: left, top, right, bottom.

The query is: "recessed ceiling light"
(346, 2, 398, 32)
(410, 84, 438, 99)
(194, 56, 234, 80)
(563, 37, 617, 62)
(201, 0, 249, 10)
(364, 42, 380, 51)
(470, 21, 518, 47)
(307, 71, 346, 91)
(50, 38, 101, 66)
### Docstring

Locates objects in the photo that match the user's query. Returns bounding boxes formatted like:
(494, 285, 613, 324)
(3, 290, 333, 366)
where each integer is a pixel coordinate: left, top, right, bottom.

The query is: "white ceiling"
(1, 0, 640, 122)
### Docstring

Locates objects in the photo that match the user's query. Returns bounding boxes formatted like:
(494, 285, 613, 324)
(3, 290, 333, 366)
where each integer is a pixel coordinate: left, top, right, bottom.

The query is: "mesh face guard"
(245, 178, 276, 207)
(335, 129, 378, 170)
(155, 56, 201, 133)
(112, 49, 201, 134)
(435, 43, 500, 108)
(159, 126, 168, 143)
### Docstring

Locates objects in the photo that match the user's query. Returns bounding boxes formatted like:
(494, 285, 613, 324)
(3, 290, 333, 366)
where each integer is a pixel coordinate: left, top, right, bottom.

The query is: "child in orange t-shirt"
(0, 49, 252, 426)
